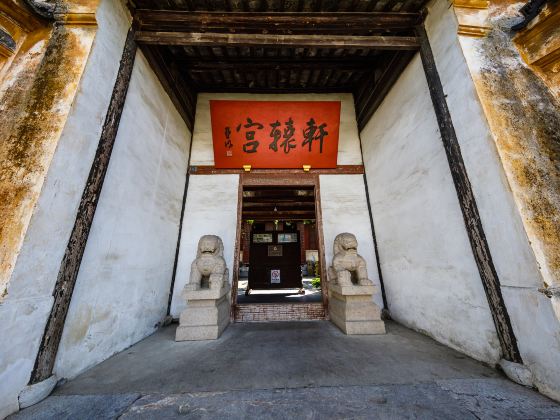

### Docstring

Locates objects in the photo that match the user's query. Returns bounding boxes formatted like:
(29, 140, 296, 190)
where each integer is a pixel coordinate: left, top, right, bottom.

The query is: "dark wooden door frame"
(230, 173, 329, 320)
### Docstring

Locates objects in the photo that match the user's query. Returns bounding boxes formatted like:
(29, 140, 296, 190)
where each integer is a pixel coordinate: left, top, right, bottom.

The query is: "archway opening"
(232, 181, 327, 322)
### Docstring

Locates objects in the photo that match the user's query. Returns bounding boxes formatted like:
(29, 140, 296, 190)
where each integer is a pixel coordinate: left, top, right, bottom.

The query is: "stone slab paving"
(120, 380, 560, 419)
(11, 380, 560, 420)
(9, 321, 560, 419)
(438, 379, 560, 419)
(9, 394, 141, 420)
(51, 321, 503, 395)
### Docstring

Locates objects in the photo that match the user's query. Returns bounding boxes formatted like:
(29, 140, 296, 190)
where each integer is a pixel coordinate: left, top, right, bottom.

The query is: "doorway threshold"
(234, 303, 326, 322)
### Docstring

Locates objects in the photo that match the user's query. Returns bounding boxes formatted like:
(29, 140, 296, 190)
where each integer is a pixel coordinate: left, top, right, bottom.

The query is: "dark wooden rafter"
(185, 59, 380, 72)
(131, 0, 426, 12)
(243, 198, 315, 203)
(416, 25, 522, 363)
(191, 85, 358, 93)
(354, 52, 392, 116)
(140, 44, 197, 130)
(355, 50, 416, 130)
(243, 185, 314, 192)
(135, 32, 420, 50)
(242, 185, 316, 220)
(243, 211, 316, 218)
(244, 202, 315, 208)
(30, 28, 138, 384)
(180, 52, 381, 93)
(134, 11, 422, 34)
(130, 2, 426, 103)
(244, 189, 314, 194)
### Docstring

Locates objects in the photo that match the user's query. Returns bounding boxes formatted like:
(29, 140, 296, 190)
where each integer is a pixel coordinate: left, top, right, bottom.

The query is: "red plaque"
(210, 100, 341, 169)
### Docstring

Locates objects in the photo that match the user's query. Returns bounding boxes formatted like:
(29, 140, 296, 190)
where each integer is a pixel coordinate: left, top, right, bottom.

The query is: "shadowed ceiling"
(128, 0, 428, 130)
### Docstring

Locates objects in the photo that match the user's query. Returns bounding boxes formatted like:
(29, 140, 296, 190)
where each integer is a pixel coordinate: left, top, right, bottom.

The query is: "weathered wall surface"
(54, 48, 191, 378)
(319, 174, 382, 307)
(0, 0, 119, 417)
(436, 0, 560, 400)
(0, 9, 97, 299)
(171, 174, 240, 317)
(191, 92, 362, 166)
(361, 51, 501, 363)
(361, 0, 560, 399)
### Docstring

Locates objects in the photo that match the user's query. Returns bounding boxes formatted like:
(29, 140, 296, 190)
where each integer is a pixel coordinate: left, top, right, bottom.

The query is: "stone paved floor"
(10, 321, 560, 419)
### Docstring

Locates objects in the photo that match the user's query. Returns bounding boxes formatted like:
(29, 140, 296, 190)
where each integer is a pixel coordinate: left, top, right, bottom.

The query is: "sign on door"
(270, 269, 281, 284)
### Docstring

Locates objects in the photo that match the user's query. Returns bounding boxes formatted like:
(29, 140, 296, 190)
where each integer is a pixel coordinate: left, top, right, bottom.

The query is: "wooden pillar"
(243, 222, 251, 264)
(298, 222, 306, 264)
(29, 28, 137, 384)
(416, 25, 522, 363)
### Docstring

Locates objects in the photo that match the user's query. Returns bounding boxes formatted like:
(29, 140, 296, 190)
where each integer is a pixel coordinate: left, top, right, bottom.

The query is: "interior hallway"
(10, 321, 560, 419)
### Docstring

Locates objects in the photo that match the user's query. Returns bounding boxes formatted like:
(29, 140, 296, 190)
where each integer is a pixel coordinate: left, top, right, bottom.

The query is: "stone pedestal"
(176, 284, 231, 341)
(328, 284, 385, 335)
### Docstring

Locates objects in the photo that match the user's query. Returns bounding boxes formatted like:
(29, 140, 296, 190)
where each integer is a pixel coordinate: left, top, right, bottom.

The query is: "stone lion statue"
(185, 235, 228, 291)
(328, 233, 373, 286)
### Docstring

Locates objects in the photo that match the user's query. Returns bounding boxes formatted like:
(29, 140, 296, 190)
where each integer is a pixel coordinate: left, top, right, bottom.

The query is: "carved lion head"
(196, 235, 224, 258)
(333, 232, 358, 255)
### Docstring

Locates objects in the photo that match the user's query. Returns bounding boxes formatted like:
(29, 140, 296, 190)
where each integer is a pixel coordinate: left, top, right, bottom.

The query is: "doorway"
(231, 174, 328, 322)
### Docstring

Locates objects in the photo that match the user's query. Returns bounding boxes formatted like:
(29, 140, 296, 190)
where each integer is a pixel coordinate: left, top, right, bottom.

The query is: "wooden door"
(248, 231, 302, 290)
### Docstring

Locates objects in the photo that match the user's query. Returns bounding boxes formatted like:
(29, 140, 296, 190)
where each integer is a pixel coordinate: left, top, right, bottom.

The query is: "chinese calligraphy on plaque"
(210, 100, 341, 168)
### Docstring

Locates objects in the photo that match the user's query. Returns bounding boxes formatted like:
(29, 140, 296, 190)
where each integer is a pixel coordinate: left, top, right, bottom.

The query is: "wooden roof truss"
(129, 0, 428, 131)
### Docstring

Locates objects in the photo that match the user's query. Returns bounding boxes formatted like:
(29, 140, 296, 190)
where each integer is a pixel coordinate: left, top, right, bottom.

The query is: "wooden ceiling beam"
(244, 195, 313, 202)
(243, 186, 314, 191)
(134, 11, 422, 34)
(194, 86, 358, 93)
(242, 211, 317, 218)
(243, 197, 316, 203)
(184, 60, 378, 72)
(139, 45, 196, 130)
(243, 202, 316, 208)
(243, 192, 315, 198)
(177, 54, 381, 64)
(243, 215, 316, 221)
(244, 188, 314, 193)
(135, 32, 420, 50)
(356, 50, 416, 130)
(243, 197, 315, 201)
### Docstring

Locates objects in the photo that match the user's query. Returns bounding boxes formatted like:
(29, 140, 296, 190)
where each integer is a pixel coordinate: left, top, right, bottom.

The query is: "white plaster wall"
(0, 0, 130, 417)
(360, 53, 501, 363)
(425, 0, 560, 400)
(319, 175, 383, 308)
(170, 175, 240, 317)
(53, 49, 191, 378)
(425, 0, 542, 292)
(191, 93, 362, 166)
